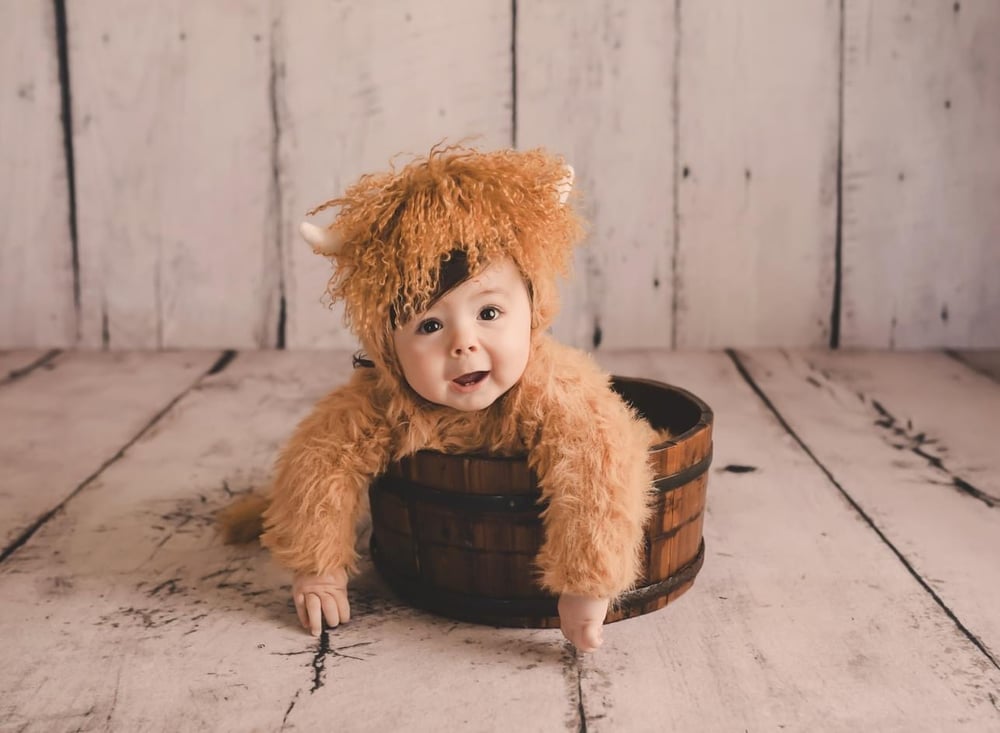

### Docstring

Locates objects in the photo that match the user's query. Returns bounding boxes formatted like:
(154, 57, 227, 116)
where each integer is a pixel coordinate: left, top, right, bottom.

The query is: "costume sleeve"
(520, 344, 656, 599)
(261, 371, 392, 577)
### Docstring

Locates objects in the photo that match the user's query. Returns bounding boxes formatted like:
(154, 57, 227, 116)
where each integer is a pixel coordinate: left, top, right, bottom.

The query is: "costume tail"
(217, 493, 269, 545)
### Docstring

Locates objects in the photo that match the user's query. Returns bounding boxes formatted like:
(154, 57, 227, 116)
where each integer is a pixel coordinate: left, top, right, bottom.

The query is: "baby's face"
(392, 257, 532, 412)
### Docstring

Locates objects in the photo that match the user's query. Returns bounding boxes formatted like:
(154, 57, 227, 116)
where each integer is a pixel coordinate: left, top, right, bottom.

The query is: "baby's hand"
(557, 593, 610, 653)
(292, 568, 350, 636)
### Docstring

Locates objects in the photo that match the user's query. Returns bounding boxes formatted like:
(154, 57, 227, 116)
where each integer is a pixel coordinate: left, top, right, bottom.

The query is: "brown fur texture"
(307, 144, 584, 385)
(248, 145, 657, 600)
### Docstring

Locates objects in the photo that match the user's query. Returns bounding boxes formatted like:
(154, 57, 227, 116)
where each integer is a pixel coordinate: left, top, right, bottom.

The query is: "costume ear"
(555, 164, 574, 205)
(299, 221, 343, 255)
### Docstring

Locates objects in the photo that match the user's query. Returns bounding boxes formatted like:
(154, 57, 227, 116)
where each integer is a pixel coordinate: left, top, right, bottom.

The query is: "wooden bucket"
(369, 376, 713, 628)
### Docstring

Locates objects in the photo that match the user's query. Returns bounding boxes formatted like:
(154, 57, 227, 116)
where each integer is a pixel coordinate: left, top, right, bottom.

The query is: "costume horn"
(299, 221, 343, 255)
(556, 164, 574, 205)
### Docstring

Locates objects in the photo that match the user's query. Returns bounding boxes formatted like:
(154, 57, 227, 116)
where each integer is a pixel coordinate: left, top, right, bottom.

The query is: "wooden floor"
(1, 348, 998, 732)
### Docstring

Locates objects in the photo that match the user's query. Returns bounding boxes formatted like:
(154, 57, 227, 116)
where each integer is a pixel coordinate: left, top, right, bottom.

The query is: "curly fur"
(307, 144, 584, 382)
(234, 145, 657, 600)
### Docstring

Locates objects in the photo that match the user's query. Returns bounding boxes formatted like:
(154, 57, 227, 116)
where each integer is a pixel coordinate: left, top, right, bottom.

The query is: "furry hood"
(301, 145, 585, 382)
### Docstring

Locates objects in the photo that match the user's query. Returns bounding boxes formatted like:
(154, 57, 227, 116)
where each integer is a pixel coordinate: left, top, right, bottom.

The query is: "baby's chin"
(426, 380, 515, 412)
(438, 389, 503, 412)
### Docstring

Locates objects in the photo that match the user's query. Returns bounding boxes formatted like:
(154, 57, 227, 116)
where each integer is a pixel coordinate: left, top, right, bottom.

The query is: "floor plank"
(798, 350, 1000, 504)
(0, 352, 578, 732)
(0, 351, 219, 554)
(582, 350, 1000, 731)
(0, 350, 58, 385)
(952, 349, 1000, 384)
(732, 350, 1000, 663)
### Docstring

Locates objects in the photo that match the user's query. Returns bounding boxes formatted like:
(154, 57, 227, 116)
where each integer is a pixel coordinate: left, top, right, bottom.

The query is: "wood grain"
(0, 351, 576, 731)
(3, 349, 1000, 728)
(842, 1, 1000, 348)
(517, 0, 675, 349)
(71, 1, 275, 348)
(736, 349, 1000, 663)
(675, 0, 840, 348)
(279, 1, 513, 348)
(589, 350, 1000, 730)
(0, 1, 75, 348)
(0, 350, 58, 385)
(0, 350, 217, 553)
(799, 350, 1000, 504)
(953, 349, 1000, 384)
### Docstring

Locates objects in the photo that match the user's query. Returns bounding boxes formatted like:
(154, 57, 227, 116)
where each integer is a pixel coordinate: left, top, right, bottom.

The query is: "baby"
(231, 146, 656, 652)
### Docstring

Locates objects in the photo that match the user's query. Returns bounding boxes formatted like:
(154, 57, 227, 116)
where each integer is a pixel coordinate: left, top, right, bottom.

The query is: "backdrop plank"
(72, 1, 275, 348)
(279, 1, 512, 348)
(588, 350, 1000, 731)
(842, 1, 1000, 348)
(0, 1, 75, 348)
(0, 351, 575, 731)
(0, 350, 217, 552)
(675, 1, 840, 348)
(518, 0, 675, 349)
(737, 349, 1000, 662)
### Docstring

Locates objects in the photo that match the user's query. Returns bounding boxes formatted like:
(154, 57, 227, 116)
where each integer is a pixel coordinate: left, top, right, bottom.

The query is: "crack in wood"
(727, 349, 1000, 672)
(669, 0, 682, 349)
(311, 630, 330, 692)
(867, 398, 997, 508)
(268, 16, 286, 350)
(281, 689, 301, 730)
(148, 577, 183, 597)
(576, 657, 587, 733)
(510, 0, 518, 148)
(208, 350, 237, 375)
(829, 0, 845, 348)
(53, 0, 80, 323)
(0, 351, 231, 565)
(560, 645, 587, 731)
(0, 350, 62, 386)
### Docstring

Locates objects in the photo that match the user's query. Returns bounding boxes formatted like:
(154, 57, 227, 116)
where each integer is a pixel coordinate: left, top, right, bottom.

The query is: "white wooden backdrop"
(2, 0, 998, 350)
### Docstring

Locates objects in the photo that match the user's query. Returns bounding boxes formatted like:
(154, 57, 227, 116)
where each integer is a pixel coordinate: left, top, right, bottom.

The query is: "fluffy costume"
(244, 145, 656, 601)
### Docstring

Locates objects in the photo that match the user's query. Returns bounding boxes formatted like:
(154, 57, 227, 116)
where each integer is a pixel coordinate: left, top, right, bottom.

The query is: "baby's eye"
(418, 319, 442, 334)
(479, 306, 501, 321)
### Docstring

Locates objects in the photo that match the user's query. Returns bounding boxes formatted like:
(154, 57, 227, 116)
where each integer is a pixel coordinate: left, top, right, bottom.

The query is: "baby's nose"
(450, 329, 479, 356)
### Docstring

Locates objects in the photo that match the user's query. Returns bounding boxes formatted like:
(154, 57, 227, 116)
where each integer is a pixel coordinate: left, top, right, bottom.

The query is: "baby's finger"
(580, 623, 603, 652)
(560, 623, 582, 650)
(335, 591, 351, 624)
(305, 593, 322, 636)
(320, 593, 341, 629)
(294, 593, 309, 630)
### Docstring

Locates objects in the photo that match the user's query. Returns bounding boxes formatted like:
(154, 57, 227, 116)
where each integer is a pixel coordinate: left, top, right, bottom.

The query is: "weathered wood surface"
(723, 349, 1000, 730)
(0, 351, 577, 732)
(71, 2, 275, 349)
(953, 350, 1000, 384)
(734, 350, 1000, 660)
(842, 1, 1000, 348)
(518, 0, 675, 350)
(0, 1, 75, 348)
(0, 350, 58, 385)
(0, 350, 218, 554)
(4, 3, 1000, 351)
(675, 0, 840, 348)
(3, 349, 1000, 731)
(587, 350, 1000, 731)
(279, 1, 512, 349)
(796, 350, 1000, 504)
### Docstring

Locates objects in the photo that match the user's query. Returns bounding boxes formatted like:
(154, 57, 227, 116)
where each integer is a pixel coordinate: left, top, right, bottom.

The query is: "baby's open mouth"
(453, 371, 489, 387)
